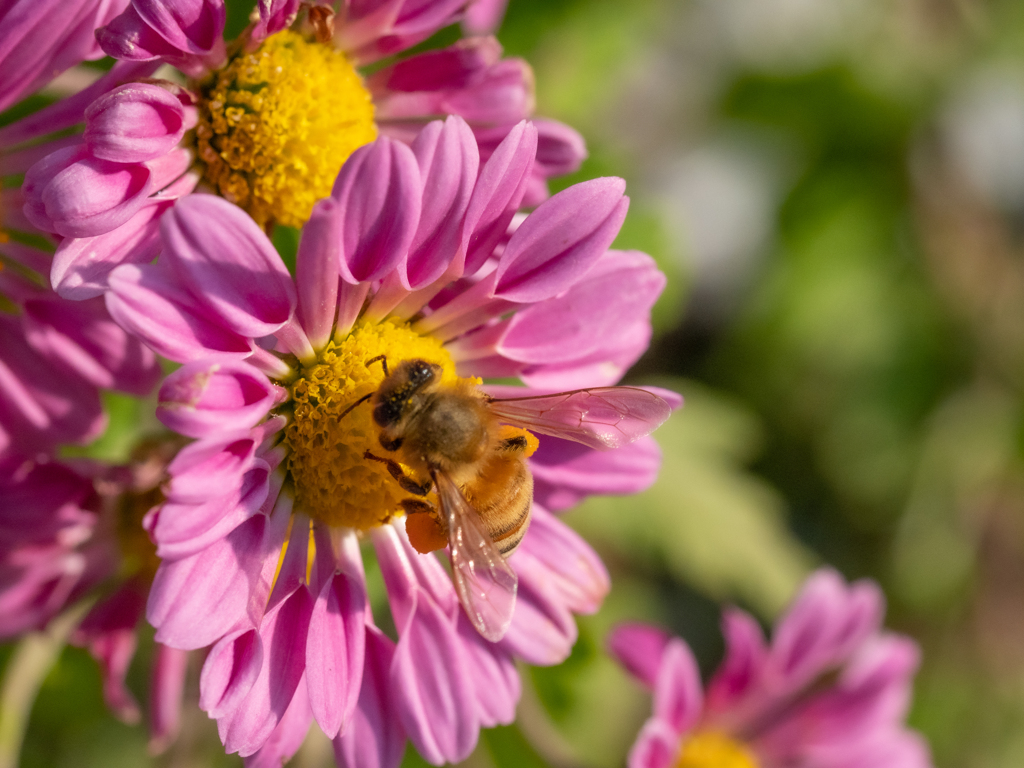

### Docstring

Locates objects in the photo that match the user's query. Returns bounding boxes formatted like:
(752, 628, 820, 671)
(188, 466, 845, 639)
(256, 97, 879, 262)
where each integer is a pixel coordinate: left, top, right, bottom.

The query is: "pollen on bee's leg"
(403, 501, 447, 554)
(497, 425, 539, 458)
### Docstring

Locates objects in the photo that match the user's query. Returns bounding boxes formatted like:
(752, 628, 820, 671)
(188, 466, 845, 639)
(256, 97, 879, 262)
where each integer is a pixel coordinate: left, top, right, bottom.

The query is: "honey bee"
(348, 356, 672, 641)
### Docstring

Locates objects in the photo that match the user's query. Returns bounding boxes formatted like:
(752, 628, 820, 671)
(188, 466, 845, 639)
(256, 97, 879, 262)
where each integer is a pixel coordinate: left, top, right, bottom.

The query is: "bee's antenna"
(339, 392, 373, 420)
(365, 355, 389, 377)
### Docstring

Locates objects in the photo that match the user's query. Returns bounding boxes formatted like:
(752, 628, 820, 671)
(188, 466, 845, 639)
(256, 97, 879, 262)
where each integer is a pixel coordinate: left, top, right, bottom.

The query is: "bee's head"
(372, 359, 441, 428)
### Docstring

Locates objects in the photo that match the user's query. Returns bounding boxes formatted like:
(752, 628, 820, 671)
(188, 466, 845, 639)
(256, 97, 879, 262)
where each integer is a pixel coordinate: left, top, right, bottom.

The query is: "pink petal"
(200, 627, 264, 718)
(132, 0, 225, 55)
(342, 0, 466, 63)
(264, 512, 310, 615)
(295, 197, 342, 350)
(463, 0, 508, 34)
(628, 718, 681, 768)
(331, 137, 422, 284)
(400, 116, 478, 289)
(530, 435, 662, 513)
(72, 580, 147, 723)
(0, 60, 160, 148)
(148, 512, 272, 649)
(456, 615, 520, 727)
(22, 144, 85, 234)
(498, 250, 665, 363)
(42, 155, 153, 238)
(499, 576, 576, 667)
(769, 569, 885, 693)
(373, 523, 458, 626)
(443, 58, 534, 124)
(0, 0, 130, 112)
(97, 0, 226, 73)
(704, 608, 767, 715)
(244, 676, 313, 768)
(607, 623, 672, 691)
(218, 587, 314, 757)
(98, 3, 188, 61)
(157, 358, 279, 438)
(253, 0, 300, 39)
(461, 120, 537, 275)
(149, 644, 190, 754)
(306, 567, 368, 737)
(518, 326, 651, 389)
(20, 295, 161, 396)
(165, 430, 259, 502)
(493, 178, 629, 303)
(652, 638, 704, 737)
(334, 625, 406, 768)
(533, 118, 587, 180)
(161, 195, 296, 338)
(51, 192, 186, 301)
(105, 261, 254, 363)
(84, 82, 189, 162)
(368, 37, 502, 95)
(390, 591, 478, 765)
(0, 317, 106, 448)
(514, 507, 609, 615)
(153, 462, 270, 559)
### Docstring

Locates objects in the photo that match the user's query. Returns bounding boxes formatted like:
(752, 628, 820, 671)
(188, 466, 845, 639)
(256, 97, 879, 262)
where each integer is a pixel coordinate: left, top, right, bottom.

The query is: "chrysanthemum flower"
(23, 0, 585, 301)
(609, 569, 933, 768)
(0, 448, 190, 752)
(0, 0, 163, 456)
(101, 117, 673, 766)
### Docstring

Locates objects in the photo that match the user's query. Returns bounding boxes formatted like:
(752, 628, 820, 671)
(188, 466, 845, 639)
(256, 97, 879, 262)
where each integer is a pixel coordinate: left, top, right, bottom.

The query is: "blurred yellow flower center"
(677, 732, 759, 768)
(282, 320, 466, 529)
(194, 30, 377, 228)
(117, 481, 164, 581)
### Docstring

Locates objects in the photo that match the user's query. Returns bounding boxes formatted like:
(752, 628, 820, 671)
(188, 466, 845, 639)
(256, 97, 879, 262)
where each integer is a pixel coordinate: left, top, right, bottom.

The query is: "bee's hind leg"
(363, 450, 432, 496)
(401, 498, 447, 553)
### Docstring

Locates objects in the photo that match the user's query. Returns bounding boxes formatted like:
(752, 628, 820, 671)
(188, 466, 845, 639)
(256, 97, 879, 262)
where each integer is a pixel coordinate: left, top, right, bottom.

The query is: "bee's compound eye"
(408, 360, 435, 386)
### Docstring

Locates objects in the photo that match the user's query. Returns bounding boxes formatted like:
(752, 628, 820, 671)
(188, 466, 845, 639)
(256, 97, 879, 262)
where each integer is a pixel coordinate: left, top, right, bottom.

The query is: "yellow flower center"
(194, 30, 377, 228)
(677, 732, 760, 768)
(116, 482, 163, 581)
(281, 319, 469, 529)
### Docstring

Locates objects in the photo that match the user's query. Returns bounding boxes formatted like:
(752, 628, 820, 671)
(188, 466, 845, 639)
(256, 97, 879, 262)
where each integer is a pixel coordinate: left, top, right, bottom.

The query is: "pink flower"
(104, 118, 675, 765)
(0, 451, 190, 752)
(0, 0, 163, 457)
(609, 569, 933, 768)
(0, 247, 161, 457)
(24, 0, 586, 300)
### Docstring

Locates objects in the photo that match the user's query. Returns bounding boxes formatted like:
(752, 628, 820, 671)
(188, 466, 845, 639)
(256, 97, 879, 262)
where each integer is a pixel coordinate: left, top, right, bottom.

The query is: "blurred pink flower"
(609, 569, 933, 768)
(0, 450, 190, 753)
(0, 248, 161, 458)
(0, 0, 163, 458)
(103, 118, 674, 765)
(23, 0, 586, 301)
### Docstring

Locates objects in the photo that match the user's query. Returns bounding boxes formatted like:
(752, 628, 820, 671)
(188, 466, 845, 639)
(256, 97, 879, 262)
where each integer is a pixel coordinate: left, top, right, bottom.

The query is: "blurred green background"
(9, 0, 1024, 765)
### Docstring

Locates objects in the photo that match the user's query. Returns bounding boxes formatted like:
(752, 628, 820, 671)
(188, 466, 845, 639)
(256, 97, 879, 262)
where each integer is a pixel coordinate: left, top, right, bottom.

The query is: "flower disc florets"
(283, 319, 464, 529)
(677, 733, 758, 768)
(195, 30, 377, 228)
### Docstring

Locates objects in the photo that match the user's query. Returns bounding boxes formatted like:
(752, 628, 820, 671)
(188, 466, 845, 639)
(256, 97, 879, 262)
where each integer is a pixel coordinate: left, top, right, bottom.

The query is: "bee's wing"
(487, 387, 672, 450)
(434, 469, 518, 642)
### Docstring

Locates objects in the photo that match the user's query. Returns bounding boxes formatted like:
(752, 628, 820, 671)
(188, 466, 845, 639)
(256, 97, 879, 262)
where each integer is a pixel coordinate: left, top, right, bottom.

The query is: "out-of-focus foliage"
(497, 1, 1024, 766)
(10, 0, 1024, 766)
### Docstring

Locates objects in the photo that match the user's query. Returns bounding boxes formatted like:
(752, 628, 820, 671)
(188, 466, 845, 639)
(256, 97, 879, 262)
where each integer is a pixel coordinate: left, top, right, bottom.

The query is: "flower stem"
(0, 602, 90, 768)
